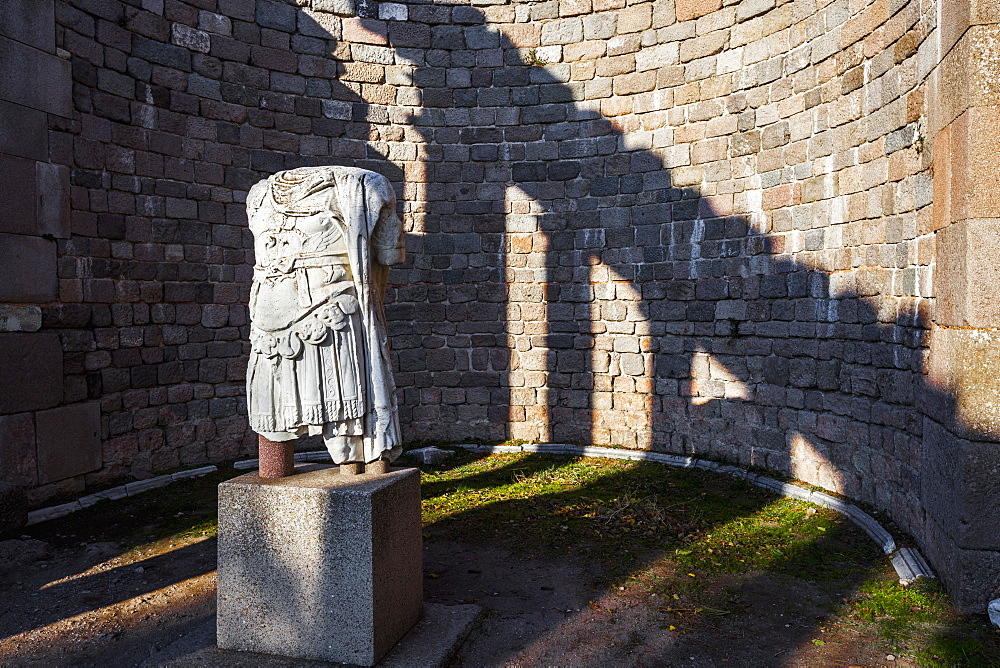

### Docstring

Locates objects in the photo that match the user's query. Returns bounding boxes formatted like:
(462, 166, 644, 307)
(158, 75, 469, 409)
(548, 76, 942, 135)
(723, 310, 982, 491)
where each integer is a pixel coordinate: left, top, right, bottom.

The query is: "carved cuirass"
(244, 166, 406, 465)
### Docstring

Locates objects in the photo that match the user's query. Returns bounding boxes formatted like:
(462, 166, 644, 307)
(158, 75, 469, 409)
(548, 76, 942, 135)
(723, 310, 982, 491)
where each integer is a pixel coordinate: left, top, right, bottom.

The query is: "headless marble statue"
(245, 166, 405, 475)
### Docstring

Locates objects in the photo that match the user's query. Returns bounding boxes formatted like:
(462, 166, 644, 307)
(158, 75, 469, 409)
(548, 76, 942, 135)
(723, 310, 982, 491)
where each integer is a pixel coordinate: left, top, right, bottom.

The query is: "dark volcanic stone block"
(0, 233, 58, 303)
(0, 100, 47, 161)
(0, 153, 38, 236)
(35, 402, 102, 484)
(0, 35, 71, 117)
(0, 0, 55, 53)
(0, 333, 63, 414)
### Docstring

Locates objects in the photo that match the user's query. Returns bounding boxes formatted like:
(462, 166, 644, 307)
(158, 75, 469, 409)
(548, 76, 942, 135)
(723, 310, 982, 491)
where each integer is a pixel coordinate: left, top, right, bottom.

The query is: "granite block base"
(217, 465, 423, 665)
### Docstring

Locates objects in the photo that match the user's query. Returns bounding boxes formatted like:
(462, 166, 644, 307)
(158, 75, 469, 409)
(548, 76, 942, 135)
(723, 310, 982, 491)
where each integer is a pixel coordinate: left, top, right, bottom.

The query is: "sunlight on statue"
(245, 166, 405, 475)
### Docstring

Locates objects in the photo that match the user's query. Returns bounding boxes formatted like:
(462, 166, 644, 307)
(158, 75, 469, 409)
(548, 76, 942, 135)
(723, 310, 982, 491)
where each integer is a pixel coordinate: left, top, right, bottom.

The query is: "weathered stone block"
(930, 25, 1000, 135)
(0, 153, 37, 236)
(0, 233, 58, 303)
(934, 219, 1000, 328)
(0, 0, 55, 53)
(926, 327, 1000, 435)
(921, 418, 1000, 552)
(0, 100, 46, 161)
(0, 333, 62, 414)
(675, 0, 721, 22)
(36, 162, 70, 239)
(35, 402, 102, 485)
(0, 35, 71, 117)
(932, 109, 1000, 232)
(0, 412, 37, 486)
(922, 509, 1000, 613)
(0, 305, 41, 332)
(939, 0, 1000, 61)
(217, 466, 423, 666)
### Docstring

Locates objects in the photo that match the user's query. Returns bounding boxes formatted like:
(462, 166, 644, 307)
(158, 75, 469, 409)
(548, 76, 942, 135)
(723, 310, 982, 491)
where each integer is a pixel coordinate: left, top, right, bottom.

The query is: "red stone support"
(258, 435, 295, 479)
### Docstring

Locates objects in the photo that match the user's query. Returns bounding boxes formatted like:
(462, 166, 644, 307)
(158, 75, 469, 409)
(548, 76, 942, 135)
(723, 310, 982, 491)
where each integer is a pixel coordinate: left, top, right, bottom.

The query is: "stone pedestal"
(217, 465, 423, 665)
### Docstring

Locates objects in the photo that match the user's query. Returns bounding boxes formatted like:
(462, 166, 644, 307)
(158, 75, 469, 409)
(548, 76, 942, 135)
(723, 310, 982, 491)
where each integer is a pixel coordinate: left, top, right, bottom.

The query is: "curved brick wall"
(2, 0, 999, 609)
(393, 0, 935, 542)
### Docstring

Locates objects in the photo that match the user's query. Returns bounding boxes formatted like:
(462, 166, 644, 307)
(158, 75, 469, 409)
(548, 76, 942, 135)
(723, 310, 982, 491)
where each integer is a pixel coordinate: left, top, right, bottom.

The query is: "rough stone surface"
(35, 161, 71, 239)
(0, 306, 42, 333)
(0, 333, 62, 414)
(0, 100, 46, 161)
(0, 482, 28, 534)
(217, 465, 422, 665)
(0, 0, 55, 53)
(0, 35, 71, 117)
(927, 328, 1000, 437)
(0, 153, 38, 236)
(0, 234, 57, 303)
(34, 402, 102, 485)
(922, 510, 1000, 613)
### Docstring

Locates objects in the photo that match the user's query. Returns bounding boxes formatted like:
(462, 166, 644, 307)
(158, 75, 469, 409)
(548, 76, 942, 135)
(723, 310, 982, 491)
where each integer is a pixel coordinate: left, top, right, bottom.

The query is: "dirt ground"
(0, 530, 918, 667)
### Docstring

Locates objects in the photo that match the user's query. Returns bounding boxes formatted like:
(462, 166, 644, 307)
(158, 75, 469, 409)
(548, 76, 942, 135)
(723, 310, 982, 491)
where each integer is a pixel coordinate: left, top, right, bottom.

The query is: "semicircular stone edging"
(446, 442, 935, 586)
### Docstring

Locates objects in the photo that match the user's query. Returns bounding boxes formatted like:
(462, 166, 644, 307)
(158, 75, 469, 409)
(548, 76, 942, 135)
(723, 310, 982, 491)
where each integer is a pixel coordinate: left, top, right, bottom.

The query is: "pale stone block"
(0, 305, 41, 332)
(217, 467, 422, 666)
(927, 327, 1000, 438)
(171, 24, 211, 53)
(935, 219, 1000, 328)
(541, 18, 584, 45)
(378, 2, 408, 21)
(616, 4, 651, 33)
(675, 0, 721, 23)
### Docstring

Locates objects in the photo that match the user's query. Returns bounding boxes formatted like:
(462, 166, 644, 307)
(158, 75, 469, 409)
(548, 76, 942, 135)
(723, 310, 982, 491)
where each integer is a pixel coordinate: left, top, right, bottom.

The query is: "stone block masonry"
(0, 0, 992, 611)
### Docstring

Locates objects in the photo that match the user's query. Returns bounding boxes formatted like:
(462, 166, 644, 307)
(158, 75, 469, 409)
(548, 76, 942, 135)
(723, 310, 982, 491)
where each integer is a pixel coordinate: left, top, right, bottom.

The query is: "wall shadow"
(372, 0, 992, 630)
(397, 3, 948, 543)
(418, 451, 887, 665)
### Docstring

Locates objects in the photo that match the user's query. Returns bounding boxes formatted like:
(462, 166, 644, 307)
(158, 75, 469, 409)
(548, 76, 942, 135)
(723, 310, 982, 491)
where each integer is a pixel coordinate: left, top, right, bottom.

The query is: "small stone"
(989, 599, 1000, 628)
(405, 446, 455, 465)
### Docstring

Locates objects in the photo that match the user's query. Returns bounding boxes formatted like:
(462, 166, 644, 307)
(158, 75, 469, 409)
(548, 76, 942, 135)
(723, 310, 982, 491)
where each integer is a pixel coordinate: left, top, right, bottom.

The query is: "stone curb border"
(237, 442, 937, 585)
(25, 465, 219, 526)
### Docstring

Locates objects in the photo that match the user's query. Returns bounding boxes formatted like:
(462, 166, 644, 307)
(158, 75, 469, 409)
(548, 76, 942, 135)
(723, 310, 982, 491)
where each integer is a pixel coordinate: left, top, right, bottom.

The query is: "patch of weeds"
(419, 452, 786, 580)
(672, 498, 878, 582)
(918, 624, 1000, 666)
(836, 577, 1000, 665)
(523, 49, 548, 66)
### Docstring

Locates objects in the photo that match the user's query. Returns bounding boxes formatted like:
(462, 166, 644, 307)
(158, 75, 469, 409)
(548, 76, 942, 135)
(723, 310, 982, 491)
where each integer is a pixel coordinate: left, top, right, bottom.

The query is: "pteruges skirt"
(246, 305, 367, 440)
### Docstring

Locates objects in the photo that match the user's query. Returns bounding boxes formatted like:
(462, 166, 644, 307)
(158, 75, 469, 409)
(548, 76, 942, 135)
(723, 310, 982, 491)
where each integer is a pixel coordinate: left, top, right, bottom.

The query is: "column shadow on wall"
(396, 3, 955, 532)
(381, 0, 978, 658)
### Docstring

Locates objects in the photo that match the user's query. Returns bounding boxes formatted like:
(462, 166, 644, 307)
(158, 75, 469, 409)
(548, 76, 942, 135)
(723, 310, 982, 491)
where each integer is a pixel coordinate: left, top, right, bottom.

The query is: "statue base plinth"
(217, 465, 422, 666)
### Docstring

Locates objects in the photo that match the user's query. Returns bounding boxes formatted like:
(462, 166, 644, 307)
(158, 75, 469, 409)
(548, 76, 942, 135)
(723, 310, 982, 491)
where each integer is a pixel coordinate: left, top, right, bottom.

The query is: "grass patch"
(18, 467, 231, 550)
(841, 577, 1000, 666)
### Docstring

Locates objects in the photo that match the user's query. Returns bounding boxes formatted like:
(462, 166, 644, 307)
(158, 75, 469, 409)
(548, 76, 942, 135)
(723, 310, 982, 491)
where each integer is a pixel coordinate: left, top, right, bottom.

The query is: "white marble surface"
(245, 166, 405, 465)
